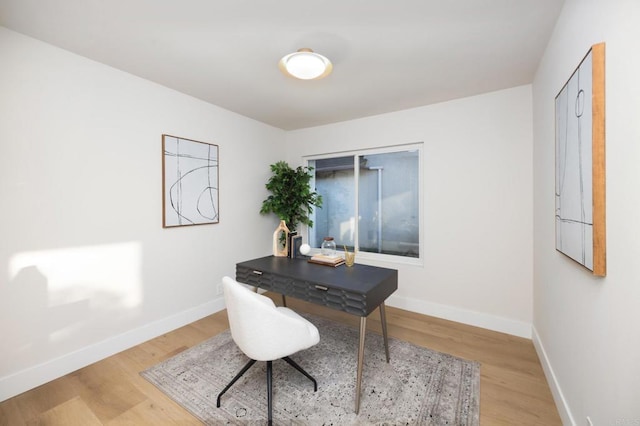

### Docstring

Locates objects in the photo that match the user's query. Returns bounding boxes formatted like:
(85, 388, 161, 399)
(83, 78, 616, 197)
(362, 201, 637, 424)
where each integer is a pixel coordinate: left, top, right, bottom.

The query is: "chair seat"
(277, 306, 320, 341)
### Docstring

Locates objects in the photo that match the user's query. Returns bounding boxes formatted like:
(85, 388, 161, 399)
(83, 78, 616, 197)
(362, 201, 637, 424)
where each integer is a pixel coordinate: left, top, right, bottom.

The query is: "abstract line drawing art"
(555, 43, 606, 276)
(162, 135, 219, 227)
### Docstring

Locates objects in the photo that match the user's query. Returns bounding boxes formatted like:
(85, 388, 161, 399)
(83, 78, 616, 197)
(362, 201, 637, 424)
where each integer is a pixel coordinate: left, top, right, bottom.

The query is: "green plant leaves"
(260, 161, 323, 232)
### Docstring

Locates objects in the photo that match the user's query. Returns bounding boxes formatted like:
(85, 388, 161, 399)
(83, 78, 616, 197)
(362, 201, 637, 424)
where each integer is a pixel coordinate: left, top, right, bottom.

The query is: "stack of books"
(308, 254, 345, 267)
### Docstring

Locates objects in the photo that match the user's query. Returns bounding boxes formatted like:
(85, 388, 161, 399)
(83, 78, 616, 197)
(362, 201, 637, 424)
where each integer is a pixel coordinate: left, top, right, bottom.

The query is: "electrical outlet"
(587, 416, 593, 426)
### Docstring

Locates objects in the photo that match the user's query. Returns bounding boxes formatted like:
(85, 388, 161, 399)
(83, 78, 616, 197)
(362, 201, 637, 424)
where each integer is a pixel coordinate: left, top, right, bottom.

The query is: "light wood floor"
(0, 294, 561, 425)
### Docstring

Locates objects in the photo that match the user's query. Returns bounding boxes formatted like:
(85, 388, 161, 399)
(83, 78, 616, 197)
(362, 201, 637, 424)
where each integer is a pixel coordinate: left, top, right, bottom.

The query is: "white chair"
(216, 276, 320, 425)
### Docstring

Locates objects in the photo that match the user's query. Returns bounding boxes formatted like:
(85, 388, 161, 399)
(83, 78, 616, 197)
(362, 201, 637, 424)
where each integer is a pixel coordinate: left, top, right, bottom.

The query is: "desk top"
(236, 256, 398, 316)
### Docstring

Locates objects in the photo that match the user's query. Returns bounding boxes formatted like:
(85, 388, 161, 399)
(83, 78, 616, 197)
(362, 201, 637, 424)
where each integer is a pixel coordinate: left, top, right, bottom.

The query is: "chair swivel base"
(216, 356, 317, 425)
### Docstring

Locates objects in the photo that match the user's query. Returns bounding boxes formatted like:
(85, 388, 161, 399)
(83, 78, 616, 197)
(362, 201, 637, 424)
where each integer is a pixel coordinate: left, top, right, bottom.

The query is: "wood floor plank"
(26, 396, 102, 426)
(0, 295, 561, 425)
(0, 398, 27, 425)
(67, 359, 147, 424)
(8, 376, 79, 425)
(104, 399, 201, 425)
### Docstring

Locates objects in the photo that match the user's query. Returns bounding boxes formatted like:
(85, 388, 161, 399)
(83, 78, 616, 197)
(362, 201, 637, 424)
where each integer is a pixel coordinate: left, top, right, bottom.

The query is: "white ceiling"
(0, 0, 564, 130)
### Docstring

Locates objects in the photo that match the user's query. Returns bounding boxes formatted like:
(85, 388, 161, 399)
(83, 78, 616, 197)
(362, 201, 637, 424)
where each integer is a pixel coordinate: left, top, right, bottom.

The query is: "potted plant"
(260, 161, 322, 254)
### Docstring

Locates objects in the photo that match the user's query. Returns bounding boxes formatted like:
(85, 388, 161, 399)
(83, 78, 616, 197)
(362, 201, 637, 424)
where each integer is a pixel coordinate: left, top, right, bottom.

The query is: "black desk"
(236, 255, 398, 413)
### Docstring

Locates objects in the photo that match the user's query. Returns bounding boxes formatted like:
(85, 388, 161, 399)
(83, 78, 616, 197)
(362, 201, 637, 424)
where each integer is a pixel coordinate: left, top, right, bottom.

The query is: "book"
(287, 231, 298, 258)
(308, 254, 345, 267)
(290, 235, 303, 258)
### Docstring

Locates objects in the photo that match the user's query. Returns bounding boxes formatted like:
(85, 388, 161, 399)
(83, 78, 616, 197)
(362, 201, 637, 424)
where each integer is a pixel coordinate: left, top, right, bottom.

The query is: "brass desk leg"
(355, 316, 367, 414)
(380, 302, 390, 363)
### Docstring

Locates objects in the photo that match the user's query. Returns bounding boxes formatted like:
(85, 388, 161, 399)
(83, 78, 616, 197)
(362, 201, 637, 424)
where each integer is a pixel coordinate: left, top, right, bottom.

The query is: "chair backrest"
(222, 276, 319, 361)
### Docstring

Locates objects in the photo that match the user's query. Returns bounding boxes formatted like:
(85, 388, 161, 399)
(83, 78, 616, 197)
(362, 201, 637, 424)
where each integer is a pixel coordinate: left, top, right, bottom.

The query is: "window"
(307, 144, 421, 260)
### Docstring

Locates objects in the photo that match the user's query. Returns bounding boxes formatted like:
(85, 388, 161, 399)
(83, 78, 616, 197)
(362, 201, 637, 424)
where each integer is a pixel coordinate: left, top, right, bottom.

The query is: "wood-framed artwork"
(555, 43, 606, 276)
(162, 134, 219, 227)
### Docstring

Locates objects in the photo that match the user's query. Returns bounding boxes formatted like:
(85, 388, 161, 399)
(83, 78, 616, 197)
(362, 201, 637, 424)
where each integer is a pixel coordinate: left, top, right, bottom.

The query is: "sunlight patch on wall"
(8, 242, 143, 309)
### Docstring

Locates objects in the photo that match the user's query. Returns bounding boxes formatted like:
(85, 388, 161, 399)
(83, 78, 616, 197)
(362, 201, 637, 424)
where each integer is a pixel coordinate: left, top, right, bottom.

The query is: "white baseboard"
(0, 297, 226, 403)
(1, 293, 533, 402)
(386, 294, 532, 338)
(531, 325, 575, 426)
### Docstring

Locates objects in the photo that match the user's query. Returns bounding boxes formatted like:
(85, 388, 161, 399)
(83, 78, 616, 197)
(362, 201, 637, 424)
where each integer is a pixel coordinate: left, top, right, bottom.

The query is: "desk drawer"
(236, 266, 275, 288)
(299, 283, 366, 316)
(236, 265, 367, 316)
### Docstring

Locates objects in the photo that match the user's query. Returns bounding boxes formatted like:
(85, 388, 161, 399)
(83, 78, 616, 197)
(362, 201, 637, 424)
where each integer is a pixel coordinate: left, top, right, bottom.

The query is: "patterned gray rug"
(141, 314, 480, 425)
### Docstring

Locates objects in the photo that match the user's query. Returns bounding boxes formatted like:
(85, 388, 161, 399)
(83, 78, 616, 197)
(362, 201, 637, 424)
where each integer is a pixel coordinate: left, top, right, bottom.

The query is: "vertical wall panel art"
(162, 135, 219, 227)
(555, 43, 606, 276)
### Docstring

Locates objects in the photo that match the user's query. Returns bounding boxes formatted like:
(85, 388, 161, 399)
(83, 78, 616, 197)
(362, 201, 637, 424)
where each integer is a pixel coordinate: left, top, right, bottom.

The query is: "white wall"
(284, 85, 534, 337)
(0, 26, 284, 401)
(0, 24, 535, 403)
(532, 0, 640, 424)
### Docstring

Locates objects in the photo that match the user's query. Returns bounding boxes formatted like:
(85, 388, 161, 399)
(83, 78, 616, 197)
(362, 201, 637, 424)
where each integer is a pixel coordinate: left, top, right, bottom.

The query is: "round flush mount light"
(278, 48, 333, 80)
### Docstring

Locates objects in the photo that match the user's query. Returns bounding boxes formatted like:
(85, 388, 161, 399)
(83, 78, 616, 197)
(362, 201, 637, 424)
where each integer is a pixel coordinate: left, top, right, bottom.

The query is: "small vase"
(321, 237, 337, 257)
(273, 220, 290, 257)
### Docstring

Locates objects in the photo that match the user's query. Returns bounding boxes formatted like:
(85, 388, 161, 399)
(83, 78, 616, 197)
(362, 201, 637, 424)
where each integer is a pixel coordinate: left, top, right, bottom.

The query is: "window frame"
(304, 142, 424, 266)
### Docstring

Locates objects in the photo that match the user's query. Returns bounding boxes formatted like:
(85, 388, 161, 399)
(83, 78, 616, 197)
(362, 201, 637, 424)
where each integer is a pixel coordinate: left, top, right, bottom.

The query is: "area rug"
(141, 314, 480, 425)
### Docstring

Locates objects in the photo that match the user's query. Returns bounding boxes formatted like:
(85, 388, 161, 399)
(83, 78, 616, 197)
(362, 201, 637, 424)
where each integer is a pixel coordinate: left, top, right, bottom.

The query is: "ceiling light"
(279, 48, 332, 80)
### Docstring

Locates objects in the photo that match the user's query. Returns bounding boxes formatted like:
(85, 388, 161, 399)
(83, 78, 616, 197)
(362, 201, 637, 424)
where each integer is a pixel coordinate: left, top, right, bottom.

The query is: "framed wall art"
(555, 43, 606, 276)
(162, 134, 219, 227)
